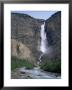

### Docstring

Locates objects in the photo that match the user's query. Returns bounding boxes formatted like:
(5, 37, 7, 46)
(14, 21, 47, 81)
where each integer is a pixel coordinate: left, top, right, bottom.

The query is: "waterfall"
(37, 22, 47, 65)
(40, 22, 47, 54)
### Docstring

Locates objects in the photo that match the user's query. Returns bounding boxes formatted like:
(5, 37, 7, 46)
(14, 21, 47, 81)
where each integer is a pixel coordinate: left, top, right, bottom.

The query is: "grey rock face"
(11, 13, 44, 63)
(45, 11, 61, 61)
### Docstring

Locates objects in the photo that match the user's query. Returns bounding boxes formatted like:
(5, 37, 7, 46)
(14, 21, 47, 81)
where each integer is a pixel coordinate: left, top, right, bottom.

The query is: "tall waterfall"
(40, 22, 47, 54)
(38, 22, 47, 65)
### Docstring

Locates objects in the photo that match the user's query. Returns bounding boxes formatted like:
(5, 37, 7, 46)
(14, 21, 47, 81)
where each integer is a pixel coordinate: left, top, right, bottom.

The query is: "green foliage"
(40, 60, 61, 73)
(11, 56, 34, 70)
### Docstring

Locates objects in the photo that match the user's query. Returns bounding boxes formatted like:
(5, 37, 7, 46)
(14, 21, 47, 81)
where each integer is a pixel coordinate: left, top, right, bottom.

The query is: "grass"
(40, 60, 61, 73)
(11, 56, 34, 70)
(11, 56, 61, 73)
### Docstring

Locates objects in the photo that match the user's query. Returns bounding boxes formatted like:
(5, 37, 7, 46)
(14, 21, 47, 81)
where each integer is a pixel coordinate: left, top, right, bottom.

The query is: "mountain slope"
(11, 13, 44, 63)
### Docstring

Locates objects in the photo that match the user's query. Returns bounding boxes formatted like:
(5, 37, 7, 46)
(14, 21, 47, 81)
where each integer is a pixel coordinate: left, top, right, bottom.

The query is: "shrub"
(11, 56, 34, 70)
(40, 60, 61, 73)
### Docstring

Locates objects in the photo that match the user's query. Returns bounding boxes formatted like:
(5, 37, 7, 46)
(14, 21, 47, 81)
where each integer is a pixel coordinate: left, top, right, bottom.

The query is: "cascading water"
(38, 22, 47, 65)
(40, 22, 47, 53)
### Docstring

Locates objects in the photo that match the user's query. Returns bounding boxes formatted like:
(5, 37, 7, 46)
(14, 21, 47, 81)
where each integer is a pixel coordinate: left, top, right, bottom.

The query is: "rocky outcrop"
(45, 11, 61, 61)
(11, 13, 44, 63)
(11, 39, 35, 63)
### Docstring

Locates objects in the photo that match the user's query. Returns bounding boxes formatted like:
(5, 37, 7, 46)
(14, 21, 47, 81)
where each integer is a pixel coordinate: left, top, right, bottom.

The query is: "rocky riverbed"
(11, 67, 61, 79)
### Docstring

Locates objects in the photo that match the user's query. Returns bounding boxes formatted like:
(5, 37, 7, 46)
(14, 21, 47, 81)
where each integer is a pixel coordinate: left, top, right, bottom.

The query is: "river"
(11, 67, 61, 79)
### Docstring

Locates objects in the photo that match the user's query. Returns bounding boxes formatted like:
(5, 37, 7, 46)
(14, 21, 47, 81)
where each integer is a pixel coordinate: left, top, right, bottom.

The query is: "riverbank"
(11, 56, 61, 79)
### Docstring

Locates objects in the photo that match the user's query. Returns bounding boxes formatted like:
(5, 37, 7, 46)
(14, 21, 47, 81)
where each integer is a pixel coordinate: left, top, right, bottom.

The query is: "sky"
(12, 11, 58, 20)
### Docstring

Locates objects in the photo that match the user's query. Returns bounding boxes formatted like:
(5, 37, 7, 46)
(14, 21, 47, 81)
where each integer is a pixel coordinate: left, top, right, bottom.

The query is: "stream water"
(18, 67, 61, 79)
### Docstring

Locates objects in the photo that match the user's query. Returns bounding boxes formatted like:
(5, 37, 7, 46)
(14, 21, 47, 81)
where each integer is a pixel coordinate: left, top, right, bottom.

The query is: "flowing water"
(18, 67, 61, 79)
(38, 22, 47, 64)
(40, 22, 47, 54)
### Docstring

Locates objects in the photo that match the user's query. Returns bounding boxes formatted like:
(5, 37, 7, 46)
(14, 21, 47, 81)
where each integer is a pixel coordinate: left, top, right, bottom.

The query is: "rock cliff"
(45, 11, 61, 61)
(11, 13, 44, 63)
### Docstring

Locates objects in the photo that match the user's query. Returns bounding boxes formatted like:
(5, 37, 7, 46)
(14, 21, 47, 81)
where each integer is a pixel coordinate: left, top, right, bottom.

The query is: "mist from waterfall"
(40, 22, 47, 54)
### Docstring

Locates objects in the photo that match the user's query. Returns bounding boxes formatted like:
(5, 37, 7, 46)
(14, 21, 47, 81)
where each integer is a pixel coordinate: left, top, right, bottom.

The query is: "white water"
(40, 22, 47, 54)
(38, 22, 47, 64)
(19, 67, 61, 79)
